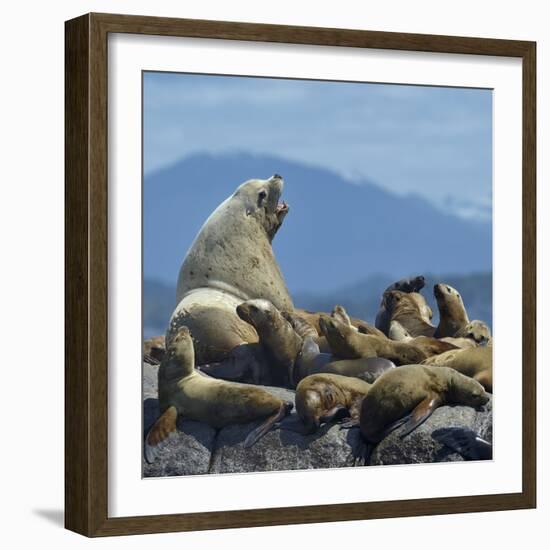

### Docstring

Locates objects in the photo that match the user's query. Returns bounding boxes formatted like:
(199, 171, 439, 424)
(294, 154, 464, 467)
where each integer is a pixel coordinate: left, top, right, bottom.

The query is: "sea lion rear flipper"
(398, 394, 442, 439)
(243, 401, 293, 448)
(144, 406, 178, 463)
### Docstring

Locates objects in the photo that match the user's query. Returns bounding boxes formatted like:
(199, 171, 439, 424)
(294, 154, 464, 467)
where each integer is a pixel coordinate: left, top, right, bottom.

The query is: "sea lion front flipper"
(319, 405, 349, 425)
(144, 406, 178, 463)
(398, 394, 442, 439)
(432, 427, 493, 460)
(243, 401, 293, 448)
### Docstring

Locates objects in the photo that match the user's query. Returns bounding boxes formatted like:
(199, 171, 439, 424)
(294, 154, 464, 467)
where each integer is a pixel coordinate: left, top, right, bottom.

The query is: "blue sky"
(144, 72, 492, 221)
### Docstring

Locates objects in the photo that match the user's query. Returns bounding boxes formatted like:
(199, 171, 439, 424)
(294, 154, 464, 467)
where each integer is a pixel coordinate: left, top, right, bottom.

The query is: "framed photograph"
(65, 13, 536, 537)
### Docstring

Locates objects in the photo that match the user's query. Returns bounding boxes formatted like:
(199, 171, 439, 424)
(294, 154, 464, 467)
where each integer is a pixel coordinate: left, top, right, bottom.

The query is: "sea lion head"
(236, 299, 281, 331)
(233, 174, 289, 241)
(447, 369, 490, 409)
(166, 326, 195, 372)
(434, 283, 465, 314)
(455, 320, 491, 344)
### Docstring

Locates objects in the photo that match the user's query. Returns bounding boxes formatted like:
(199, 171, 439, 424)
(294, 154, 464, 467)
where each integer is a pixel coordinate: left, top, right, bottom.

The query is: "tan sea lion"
(291, 373, 372, 434)
(421, 346, 493, 392)
(319, 316, 428, 365)
(145, 327, 293, 462)
(375, 275, 427, 333)
(359, 364, 490, 444)
(293, 336, 395, 386)
(377, 290, 435, 337)
(168, 175, 293, 364)
(433, 283, 469, 338)
(332, 305, 387, 338)
(143, 335, 166, 365)
(455, 320, 492, 345)
(236, 299, 302, 387)
(293, 308, 384, 338)
(387, 320, 458, 355)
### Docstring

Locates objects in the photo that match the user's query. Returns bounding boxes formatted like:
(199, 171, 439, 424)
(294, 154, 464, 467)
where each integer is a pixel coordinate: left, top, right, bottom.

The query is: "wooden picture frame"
(65, 12, 536, 537)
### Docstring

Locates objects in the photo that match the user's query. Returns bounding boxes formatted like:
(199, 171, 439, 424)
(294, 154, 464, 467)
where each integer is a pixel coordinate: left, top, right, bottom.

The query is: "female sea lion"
(376, 290, 435, 337)
(433, 283, 470, 338)
(291, 373, 372, 434)
(455, 320, 492, 345)
(145, 327, 293, 462)
(319, 316, 428, 365)
(293, 336, 395, 386)
(375, 275, 427, 333)
(168, 175, 293, 364)
(236, 299, 302, 387)
(388, 320, 460, 354)
(359, 364, 490, 445)
(421, 346, 493, 392)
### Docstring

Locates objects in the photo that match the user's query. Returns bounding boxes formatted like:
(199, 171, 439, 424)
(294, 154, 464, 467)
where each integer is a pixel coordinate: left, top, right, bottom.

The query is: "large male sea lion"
(359, 365, 490, 445)
(168, 175, 293, 364)
(145, 327, 293, 462)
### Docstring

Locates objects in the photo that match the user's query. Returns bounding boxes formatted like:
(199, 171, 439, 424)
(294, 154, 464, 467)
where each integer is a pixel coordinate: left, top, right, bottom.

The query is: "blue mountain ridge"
(144, 152, 492, 294)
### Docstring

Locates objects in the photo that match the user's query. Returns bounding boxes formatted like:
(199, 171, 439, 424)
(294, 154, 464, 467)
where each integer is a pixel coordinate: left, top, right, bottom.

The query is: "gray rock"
(209, 413, 364, 474)
(142, 360, 493, 475)
(369, 397, 493, 465)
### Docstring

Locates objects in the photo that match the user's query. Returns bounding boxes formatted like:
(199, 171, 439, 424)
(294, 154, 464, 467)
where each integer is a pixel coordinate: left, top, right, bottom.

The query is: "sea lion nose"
(272, 173, 283, 180)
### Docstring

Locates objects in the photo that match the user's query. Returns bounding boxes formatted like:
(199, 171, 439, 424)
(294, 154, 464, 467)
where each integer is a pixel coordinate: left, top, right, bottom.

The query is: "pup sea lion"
(145, 327, 293, 462)
(291, 373, 372, 434)
(433, 283, 469, 338)
(375, 275, 427, 333)
(293, 336, 395, 386)
(421, 346, 493, 392)
(168, 175, 293, 364)
(319, 316, 428, 365)
(376, 290, 435, 337)
(359, 364, 490, 444)
(455, 320, 492, 345)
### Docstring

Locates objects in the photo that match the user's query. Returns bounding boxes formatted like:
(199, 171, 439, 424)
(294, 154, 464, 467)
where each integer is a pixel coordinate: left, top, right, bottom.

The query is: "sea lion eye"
(257, 189, 267, 206)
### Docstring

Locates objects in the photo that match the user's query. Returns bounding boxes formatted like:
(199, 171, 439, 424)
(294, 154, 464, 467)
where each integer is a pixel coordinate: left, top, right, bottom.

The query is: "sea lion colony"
(144, 175, 492, 466)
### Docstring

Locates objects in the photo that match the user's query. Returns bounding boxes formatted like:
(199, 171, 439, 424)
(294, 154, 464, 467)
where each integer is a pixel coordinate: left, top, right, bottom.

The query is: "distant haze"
(143, 152, 492, 294)
(144, 72, 492, 221)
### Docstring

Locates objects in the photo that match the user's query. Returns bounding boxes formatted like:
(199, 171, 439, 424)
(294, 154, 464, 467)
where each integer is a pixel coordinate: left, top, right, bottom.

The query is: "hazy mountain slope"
(143, 272, 492, 338)
(144, 152, 492, 293)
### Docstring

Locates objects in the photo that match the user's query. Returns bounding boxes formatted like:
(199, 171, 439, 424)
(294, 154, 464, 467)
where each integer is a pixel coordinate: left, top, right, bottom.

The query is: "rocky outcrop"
(142, 362, 492, 477)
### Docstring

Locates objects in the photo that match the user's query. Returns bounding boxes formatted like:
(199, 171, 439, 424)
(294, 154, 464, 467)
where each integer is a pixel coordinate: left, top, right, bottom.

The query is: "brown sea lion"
(387, 320, 458, 355)
(235, 299, 302, 387)
(292, 336, 395, 386)
(319, 316, 428, 365)
(294, 308, 384, 337)
(433, 283, 469, 338)
(377, 290, 435, 337)
(168, 175, 293, 364)
(455, 320, 492, 345)
(145, 327, 293, 462)
(291, 373, 372, 434)
(421, 346, 493, 392)
(375, 275, 427, 333)
(143, 335, 166, 365)
(359, 364, 490, 444)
